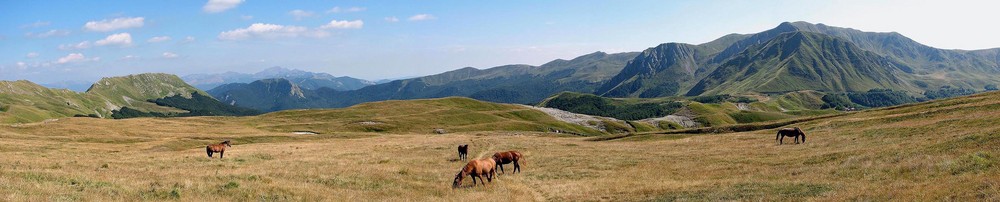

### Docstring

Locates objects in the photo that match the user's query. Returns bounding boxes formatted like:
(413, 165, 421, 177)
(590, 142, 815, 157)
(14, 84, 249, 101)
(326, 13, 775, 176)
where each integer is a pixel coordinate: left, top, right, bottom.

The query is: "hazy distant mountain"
(40, 80, 94, 92)
(182, 67, 374, 91)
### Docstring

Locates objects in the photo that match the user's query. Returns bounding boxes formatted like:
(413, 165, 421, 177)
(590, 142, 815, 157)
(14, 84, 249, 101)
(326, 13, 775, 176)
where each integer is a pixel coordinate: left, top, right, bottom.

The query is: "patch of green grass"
(949, 152, 994, 175)
(656, 121, 684, 130)
(601, 119, 634, 134)
(653, 182, 833, 201)
(627, 121, 657, 133)
(222, 181, 240, 189)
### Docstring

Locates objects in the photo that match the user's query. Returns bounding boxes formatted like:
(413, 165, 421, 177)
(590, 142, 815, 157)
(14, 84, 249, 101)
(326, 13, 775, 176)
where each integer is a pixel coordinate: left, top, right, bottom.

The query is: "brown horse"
(776, 127, 806, 144)
(457, 144, 469, 161)
(206, 140, 232, 158)
(492, 151, 524, 174)
(452, 158, 496, 188)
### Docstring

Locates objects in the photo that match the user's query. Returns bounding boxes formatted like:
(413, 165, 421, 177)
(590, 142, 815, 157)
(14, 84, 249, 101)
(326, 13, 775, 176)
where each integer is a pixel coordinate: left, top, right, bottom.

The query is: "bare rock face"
(433, 128, 447, 134)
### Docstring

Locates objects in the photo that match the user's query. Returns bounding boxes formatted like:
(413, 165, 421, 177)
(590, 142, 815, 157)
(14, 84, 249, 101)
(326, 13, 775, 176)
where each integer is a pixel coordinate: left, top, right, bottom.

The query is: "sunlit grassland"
(1, 93, 999, 200)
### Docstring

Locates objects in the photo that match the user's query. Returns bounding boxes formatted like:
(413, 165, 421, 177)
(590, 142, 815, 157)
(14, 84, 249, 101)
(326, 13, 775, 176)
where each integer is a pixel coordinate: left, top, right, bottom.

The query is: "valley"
(1, 91, 998, 200)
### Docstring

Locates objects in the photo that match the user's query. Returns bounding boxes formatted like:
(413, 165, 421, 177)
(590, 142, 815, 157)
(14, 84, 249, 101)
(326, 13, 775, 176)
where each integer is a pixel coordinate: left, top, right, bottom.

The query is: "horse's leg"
(220, 150, 224, 158)
(499, 164, 505, 174)
(780, 136, 784, 145)
(471, 174, 477, 187)
(514, 161, 520, 173)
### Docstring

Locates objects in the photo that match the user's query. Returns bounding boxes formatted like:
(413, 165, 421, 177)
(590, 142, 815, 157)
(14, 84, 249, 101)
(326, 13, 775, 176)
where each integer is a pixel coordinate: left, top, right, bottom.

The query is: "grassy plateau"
(0, 94, 998, 201)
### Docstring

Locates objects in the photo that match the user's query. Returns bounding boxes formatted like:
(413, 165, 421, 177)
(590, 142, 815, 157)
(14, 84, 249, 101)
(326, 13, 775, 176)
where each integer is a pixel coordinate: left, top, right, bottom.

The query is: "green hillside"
(248, 97, 604, 135)
(538, 91, 836, 127)
(538, 92, 683, 120)
(0, 80, 110, 123)
(687, 31, 914, 95)
(0, 73, 249, 123)
(597, 21, 1000, 99)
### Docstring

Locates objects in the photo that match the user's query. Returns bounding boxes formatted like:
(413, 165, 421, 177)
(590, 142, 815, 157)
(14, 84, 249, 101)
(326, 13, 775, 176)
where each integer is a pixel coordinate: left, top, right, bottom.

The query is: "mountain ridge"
(183, 66, 374, 91)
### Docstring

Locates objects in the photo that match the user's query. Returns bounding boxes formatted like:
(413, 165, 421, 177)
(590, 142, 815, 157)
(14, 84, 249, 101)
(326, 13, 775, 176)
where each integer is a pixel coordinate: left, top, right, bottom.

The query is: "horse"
(776, 127, 806, 144)
(492, 151, 524, 174)
(206, 140, 232, 158)
(457, 144, 469, 161)
(452, 158, 496, 188)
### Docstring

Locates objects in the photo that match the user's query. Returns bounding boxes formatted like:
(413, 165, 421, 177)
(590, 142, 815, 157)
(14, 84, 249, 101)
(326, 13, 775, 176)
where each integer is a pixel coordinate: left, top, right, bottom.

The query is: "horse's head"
(223, 140, 232, 147)
(796, 128, 806, 142)
(452, 172, 464, 188)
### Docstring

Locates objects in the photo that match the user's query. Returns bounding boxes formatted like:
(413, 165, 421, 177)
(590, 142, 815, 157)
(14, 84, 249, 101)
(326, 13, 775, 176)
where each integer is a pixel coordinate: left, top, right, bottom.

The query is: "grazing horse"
(206, 140, 232, 158)
(457, 144, 469, 161)
(492, 151, 524, 174)
(452, 158, 496, 188)
(776, 127, 806, 144)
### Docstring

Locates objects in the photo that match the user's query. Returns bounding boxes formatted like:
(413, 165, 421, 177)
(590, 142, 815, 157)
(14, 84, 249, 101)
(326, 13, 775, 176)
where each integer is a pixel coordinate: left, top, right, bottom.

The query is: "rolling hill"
(0, 73, 255, 123)
(245, 97, 604, 135)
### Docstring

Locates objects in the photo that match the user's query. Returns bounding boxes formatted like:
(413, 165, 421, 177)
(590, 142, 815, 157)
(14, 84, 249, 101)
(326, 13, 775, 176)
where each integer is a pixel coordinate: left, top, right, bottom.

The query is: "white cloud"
(408, 14, 436, 21)
(203, 0, 243, 13)
(26, 52, 39, 58)
(162, 52, 179, 58)
(218, 23, 329, 40)
(56, 53, 98, 64)
(289, 10, 316, 20)
(83, 17, 144, 32)
(181, 36, 196, 43)
(25, 29, 70, 38)
(21, 21, 50, 29)
(94, 33, 133, 46)
(241, 15, 254, 20)
(385, 17, 400, 22)
(147, 36, 171, 43)
(121, 55, 139, 60)
(59, 41, 92, 50)
(320, 19, 363, 29)
(16, 62, 27, 69)
(327, 6, 366, 13)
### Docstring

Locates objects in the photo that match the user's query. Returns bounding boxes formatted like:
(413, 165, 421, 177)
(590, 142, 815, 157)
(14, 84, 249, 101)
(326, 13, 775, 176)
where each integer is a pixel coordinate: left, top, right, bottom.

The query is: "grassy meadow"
(1, 94, 999, 201)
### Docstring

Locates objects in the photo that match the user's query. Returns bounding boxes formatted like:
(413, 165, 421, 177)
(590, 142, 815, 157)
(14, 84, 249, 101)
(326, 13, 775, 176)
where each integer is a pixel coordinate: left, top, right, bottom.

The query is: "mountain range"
(207, 51, 639, 111)
(182, 66, 375, 91)
(598, 21, 1000, 97)
(205, 21, 1000, 113)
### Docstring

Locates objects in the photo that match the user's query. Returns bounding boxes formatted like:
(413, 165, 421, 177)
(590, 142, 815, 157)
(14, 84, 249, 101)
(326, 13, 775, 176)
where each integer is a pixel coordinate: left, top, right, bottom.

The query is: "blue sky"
(2, 0, 999, 84)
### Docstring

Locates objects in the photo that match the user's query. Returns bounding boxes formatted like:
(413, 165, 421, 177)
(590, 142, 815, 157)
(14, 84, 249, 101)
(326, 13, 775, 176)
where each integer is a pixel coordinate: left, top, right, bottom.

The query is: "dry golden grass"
(2, 92, 1000, 201)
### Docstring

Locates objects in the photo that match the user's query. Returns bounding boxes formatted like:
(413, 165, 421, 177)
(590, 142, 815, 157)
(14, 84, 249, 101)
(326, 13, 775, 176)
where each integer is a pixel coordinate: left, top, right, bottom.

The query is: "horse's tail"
(519, 153, 527, 167)
(206, 146, 212, 157)
(776, 131, 781, 143)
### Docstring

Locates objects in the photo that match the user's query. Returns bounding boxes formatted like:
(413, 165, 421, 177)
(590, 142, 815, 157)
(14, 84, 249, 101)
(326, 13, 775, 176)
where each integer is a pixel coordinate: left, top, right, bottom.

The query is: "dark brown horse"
(206, 140, 232, 158)
(776, 127, 806, 144)
(492, 151, 524, 174)
(452, 158, 496, 188)
(457, 144, 469, 161)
